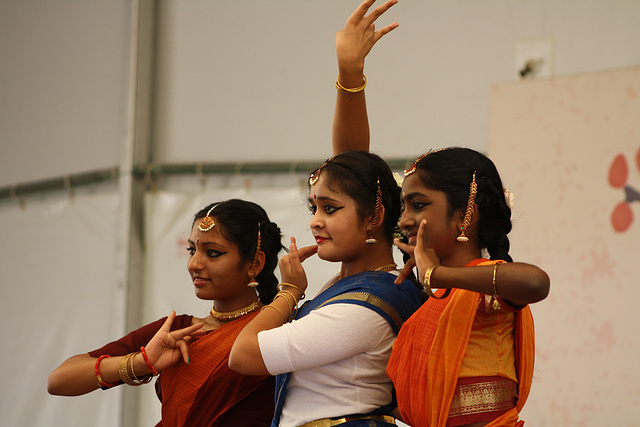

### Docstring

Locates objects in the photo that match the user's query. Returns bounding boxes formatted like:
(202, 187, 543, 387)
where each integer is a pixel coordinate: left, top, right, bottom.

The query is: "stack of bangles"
(336, 75, 367, 94)
(261, 283, 306, 323)
(95, 346, 157, 388)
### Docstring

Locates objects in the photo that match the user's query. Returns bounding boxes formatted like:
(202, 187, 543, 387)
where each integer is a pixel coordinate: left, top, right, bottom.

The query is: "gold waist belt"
(298, 414, 395, 427)
(449, 377, 517, 418)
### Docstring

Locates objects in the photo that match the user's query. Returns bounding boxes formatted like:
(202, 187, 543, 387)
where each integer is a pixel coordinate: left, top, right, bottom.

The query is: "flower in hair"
(504, 188, 515, 209)
(393, 172, 404, 187)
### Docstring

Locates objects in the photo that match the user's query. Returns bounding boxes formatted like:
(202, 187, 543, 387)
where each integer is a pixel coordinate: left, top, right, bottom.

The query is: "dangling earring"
(366, 179, 383, 244)
(247, 222, 261, 288)
(247, 268, 259, 288)
(457, 172, 477, 242)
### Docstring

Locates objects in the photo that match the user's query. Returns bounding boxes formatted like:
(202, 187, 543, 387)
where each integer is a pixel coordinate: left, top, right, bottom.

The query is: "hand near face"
(394, 219, 440, 285)
(278, 237, 318, 294)
(144, 311, 205, 372)
(336, 0, 399, 74)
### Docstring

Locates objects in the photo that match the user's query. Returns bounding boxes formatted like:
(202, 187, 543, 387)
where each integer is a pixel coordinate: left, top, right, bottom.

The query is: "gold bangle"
(129, 352, 151, 385)
(118, 352, 149, 386)
(274, 292, 295, 313)
(118, 353, 135, 386)
(491, 263, 502, 311)
(422, 264, 450, 300)
(336, 75, 367, 94)
(261, 304, 289, 323)
(278, 283, 305, 300)
(276, 290, 298, 311)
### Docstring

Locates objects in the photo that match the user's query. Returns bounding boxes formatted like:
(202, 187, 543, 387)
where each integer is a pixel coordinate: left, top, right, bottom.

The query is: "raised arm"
(332, 0, 399, 155)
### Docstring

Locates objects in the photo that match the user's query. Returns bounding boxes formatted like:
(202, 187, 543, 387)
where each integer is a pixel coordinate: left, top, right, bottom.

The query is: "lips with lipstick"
(314, 235, 329, 244)
(192, 273, 211, 288)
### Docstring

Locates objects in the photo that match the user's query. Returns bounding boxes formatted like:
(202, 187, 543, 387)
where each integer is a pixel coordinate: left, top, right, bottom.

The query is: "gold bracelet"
(422, 264, 450, 300)
(261, 304, 289, 323)
(129, 352, 151, 385)
(118, 353, 135, 386)
(118, 352, 149, 386)
(275, 290, 298, 312)
(490, 263, 502, 311)
(278, 283, 305, 300)
(336, 75, 367, 94)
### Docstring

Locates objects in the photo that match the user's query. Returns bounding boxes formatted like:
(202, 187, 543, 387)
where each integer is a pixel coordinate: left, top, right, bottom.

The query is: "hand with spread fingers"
(143, 311, 205, 371)
(336, 0, 399, 79)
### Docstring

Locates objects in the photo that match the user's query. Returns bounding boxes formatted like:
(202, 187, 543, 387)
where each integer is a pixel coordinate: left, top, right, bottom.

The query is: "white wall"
(0, 0, 134, 186)
(1, 1, 639, 426)
(489, 67, 640, 426)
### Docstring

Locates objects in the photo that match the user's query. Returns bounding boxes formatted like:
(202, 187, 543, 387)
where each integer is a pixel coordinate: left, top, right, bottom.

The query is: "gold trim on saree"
(448, 377, 516, 418)
(315, 291, 403, 332)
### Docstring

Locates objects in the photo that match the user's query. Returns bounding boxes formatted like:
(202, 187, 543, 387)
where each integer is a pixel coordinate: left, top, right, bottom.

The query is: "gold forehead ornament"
(198, 204, 219, 231)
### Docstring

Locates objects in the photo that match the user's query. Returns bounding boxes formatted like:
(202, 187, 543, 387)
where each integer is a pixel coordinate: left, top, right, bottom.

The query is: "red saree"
(157, 310, 274, 427)
(386, 259, 535, 427)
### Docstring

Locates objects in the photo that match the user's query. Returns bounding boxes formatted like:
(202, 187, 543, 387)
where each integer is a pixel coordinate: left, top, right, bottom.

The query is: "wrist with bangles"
(95, 348, 157, 389)
(261, 283, 305, 322)
(336, 74, 367, 94)
(422, 264, 451, 300)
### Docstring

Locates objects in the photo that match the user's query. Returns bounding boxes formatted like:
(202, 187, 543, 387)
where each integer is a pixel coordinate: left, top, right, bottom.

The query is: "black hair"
(309, 151, 402, 243)
(193, 199, 285, 304)
(414, 147, 513, 262)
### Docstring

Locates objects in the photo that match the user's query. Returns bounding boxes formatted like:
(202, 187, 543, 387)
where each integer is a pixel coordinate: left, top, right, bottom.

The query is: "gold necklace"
(210, 300, 260, 321)
(375, 263, 398, 272)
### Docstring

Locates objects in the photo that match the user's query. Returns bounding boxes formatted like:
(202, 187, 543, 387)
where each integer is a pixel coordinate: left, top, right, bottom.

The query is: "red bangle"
(139, 346, 158, 376)
(95, 355, 118, 388)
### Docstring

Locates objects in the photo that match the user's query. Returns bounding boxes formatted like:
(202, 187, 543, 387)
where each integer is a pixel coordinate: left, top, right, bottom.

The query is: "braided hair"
(413, 147, 513, 262)
(193, 199, 285, 304)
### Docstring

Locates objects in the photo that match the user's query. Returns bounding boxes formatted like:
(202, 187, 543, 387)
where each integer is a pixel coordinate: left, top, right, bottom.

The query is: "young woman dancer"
(229, 150, 424, 427)
(48, 199, 285, 427)
(331, 1, 550, 426)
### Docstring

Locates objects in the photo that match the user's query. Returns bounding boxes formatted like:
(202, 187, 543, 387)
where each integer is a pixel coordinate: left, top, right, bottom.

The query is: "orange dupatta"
(386, 259, 535, 427)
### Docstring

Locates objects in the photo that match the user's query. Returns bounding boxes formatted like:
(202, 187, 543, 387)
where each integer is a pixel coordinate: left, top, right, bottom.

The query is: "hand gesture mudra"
(394, 219, 440, 285)
(143, 311, 204, 372)
(278, 236, 318, 295)
(336, 0, 399, 73)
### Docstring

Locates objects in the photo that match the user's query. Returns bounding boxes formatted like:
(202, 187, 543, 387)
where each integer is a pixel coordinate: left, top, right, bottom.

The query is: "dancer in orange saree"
(331, 2, 550, 425)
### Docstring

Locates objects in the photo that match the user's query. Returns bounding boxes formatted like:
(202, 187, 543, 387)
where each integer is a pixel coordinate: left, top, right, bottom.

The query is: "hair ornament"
(247, 222, 262, 288)
(404, 148, 448, 177)
(309, 154, 338, 186)
(457, 171, 478, 242)
(392, 172, 404, 187)
(365, 178, 383, 244)
(504, 188, 515, 209)
(198, 203, 219, 231)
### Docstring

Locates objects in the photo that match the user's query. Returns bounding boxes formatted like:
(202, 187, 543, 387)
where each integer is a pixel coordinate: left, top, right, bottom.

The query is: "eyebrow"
(403, 191, 428, 200)
(308, 195, 342, 204)
(187, 239, 227, 250)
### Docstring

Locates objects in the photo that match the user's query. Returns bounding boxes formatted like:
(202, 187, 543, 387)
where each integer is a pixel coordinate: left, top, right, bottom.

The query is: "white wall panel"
(489, 66, 640, 426)
(0, 1, 134, 187)
(0, 188, 125, 427)
(152, 1, 640, 164)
